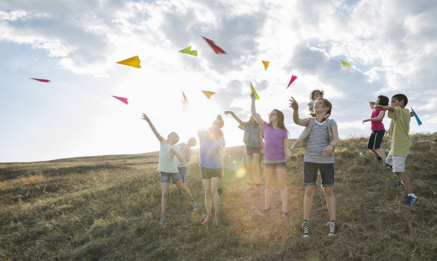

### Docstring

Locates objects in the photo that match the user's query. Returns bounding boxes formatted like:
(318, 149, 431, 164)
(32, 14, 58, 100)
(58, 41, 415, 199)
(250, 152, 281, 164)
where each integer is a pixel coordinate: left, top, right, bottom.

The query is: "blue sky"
(1, 0, 437, 162)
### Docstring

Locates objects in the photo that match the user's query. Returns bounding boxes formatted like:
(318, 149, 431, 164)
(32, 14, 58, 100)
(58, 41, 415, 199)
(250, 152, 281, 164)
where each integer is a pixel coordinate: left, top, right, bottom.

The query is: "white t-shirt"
(174, 143, 193, 168)
(157, 140, 181, 173)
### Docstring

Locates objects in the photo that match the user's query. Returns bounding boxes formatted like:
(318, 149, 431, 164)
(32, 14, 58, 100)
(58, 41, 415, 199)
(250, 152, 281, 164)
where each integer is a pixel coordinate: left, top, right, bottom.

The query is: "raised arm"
(217, 147, 225, 178)
(250, 93, 264, 127)
(224, 111, 244, 126)
(362, 110, 384, 124)
(170, 148, 184, 162)
(142, 113, 164, 142)
(368, 101, 376, 110)
(289, 97, 307, 126)
(375, 105, 395, 112)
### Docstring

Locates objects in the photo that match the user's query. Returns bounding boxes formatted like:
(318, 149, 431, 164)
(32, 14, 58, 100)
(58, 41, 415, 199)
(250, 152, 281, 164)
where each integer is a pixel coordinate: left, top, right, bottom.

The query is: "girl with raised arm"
(198, 115, 225, 225)
(224, 111, 263, 192)
(250, 93, 297, 217)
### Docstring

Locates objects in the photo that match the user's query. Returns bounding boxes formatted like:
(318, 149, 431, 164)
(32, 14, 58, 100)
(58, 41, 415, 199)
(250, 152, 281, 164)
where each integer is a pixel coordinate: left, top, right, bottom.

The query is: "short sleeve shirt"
(243, 122, 262, 147)
(199, 131, 221, 169)
(174, 143, 193, 168)
(371, 109, 386, 131)
(263, 121, 288, 161)
(304, 118, 337, 164)
(388, 107, 412, 157)
(158, 140, 181, 173)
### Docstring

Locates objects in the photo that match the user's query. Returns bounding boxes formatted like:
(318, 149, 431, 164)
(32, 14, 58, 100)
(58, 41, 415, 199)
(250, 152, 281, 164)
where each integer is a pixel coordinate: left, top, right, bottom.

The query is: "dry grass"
(0, 134, 436, 260)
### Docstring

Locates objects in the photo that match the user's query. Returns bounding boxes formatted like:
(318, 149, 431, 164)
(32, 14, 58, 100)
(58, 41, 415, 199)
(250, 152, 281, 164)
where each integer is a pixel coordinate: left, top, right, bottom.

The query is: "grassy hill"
(1, 134, 436, 260)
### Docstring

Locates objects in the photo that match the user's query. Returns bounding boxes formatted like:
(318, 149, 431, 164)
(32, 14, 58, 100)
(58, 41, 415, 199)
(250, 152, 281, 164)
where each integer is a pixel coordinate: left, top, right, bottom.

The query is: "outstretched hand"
(250, 93, 256, 100)
(142, 113, 151, 122)
(289, 96, 299, 110)
(362, 119, 368, 124)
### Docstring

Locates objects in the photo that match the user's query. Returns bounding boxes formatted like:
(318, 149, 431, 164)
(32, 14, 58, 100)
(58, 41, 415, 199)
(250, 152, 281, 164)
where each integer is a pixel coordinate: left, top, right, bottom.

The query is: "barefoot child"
(142, 113, 198, 225)
(308, 89, 324, 114)
(375, 94, 418, 206)
(251, 93, 297, 217)
(172, 137, 197, 197)
(362, 95, 389, 167)
(289, 96, 339, 238)
(225, 111, 263, 192)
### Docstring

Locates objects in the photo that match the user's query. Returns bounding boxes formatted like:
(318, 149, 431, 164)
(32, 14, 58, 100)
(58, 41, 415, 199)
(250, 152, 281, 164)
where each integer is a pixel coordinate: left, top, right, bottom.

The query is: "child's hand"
(250, 93, 256, 100)
(224, 111, 233, 115)
(289, 97, 299, 110)
(142, 113, 151, 122)
(289, 155, 297, 161)
(410, 111, 414, 117)
(308, 104, 313, 111)
(362, 119, 368, 124)
(321, 145, 333, 158)
(170, 148, 176, 154)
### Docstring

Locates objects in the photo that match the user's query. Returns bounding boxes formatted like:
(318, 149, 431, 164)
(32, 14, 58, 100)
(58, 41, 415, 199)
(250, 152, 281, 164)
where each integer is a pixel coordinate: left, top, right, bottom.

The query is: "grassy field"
(1, 133, 437, 260)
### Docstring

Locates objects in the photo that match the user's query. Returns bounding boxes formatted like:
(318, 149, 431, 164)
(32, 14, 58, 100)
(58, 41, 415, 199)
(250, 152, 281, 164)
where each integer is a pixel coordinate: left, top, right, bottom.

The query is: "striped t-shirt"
(304, 118, 337, 164)
(388, 107, 412, 157)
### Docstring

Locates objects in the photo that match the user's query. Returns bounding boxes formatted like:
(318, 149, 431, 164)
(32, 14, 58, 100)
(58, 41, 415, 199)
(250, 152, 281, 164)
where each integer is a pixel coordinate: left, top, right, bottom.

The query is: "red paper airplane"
(202, 37, 226, 54)
(287, 75, 298, 89)
(30, 78, 50, 83)
(112, 95, 128, 105)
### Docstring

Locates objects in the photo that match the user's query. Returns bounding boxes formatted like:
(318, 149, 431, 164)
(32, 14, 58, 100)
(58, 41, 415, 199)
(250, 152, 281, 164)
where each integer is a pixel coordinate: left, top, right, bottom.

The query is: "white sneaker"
(326, 221, 337, 237)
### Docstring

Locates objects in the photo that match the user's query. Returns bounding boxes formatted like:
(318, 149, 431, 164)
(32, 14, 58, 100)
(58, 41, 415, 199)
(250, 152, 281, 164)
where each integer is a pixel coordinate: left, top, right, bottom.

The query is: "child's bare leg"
(175, 180, 194, 201)
(375, 148, 387, 161)
(202, 179, 212, 219)
(161, 182, 170, 214)
(396, 172, 413, 194)
(303, 185, 315, 220)
(370, 149, 380, 158)
(246, 154, 254, 185)
(252, 153, 261, 184)
(211, 177, 221, 218)
(323, 186, 336, 221)
(276, 169, 288, 213)
(264, 169, 275, 209)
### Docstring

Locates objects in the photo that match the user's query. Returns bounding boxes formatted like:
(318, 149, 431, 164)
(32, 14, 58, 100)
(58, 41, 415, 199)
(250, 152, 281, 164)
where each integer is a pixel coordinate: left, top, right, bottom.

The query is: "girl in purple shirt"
(250, 93, 297, 217)
(362, 95, 389, 167)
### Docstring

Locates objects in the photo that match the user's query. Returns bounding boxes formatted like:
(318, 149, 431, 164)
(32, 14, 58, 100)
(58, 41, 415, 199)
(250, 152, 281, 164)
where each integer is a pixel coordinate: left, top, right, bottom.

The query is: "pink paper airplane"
(30, 78, 50, 83)
(112, 95, 128, 105)
(287, 75, 298, 89)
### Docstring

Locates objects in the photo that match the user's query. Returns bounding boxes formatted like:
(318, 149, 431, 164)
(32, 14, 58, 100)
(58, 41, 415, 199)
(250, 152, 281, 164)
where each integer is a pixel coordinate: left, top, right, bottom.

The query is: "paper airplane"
(202, 37, 226, 54)
(116, 56, 141, 68)
(182, 91, 189, 110)
(250, 82, 259, 99)
(262, 61, 269, 70)
(202, 91, 215, 99)
(340, 59, 350, 67)
(112, 95, 128, 105)
(410, 107, 422, 126)
(30, 78, 50, 83)
(287, 75, 298, 89)
(179, 46, 198, 57)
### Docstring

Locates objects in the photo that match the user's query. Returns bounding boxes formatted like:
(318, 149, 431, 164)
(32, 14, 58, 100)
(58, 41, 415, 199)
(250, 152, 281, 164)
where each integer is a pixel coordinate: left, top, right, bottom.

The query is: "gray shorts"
(385, 151, 406, 172)
(161, 171, 181, 183)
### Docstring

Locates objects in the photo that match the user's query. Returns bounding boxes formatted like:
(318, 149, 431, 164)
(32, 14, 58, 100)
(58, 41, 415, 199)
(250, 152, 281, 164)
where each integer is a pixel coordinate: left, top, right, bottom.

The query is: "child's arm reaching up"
(224, 111, 244, 126)
(289, 97, 308, 126)
(362, 110, 385, 124)
(170, 148, 184, 163)
(375, 105, 395, 112)
(142, 113, 164, 142)
(368, 101, 376, 110)
(250, 93, 264, 127)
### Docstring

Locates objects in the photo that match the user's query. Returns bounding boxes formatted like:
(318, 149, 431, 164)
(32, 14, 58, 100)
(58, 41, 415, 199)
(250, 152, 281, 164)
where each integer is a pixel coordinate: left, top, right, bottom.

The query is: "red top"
(371, 109, 386, 131)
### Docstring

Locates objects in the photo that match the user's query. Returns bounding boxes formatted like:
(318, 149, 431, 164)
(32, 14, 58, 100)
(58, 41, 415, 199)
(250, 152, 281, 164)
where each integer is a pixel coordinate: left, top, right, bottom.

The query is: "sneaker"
(255, 184, 262, 192)
(246, 184, 254, 191)
(392, 181, 404, 188)
(404, 196, 419, 206)
(159, 214, 166, 225)
(326, 221, 337, 237)
(302, 220, 310, 238)
(262, 207, 271, 215)
(201, 218, 211, 225)
(281, 212, 289, 218)
(189, 200, 198, 211)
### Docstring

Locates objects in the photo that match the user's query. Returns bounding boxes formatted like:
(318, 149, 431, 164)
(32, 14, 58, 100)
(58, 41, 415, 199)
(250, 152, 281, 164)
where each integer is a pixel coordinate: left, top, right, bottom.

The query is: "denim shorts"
(201, 168, 221, 179)
(246, 146, 261, 156)
(172, 167, 186, 184)
(265, 162, 287, 170)
(304, 162, 334, 187)
(161, 171, 181, 183)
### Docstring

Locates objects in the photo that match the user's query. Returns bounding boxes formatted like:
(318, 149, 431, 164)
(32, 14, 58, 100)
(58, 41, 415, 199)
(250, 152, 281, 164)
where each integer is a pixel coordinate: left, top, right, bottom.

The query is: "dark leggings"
(367, 130, 385, 150)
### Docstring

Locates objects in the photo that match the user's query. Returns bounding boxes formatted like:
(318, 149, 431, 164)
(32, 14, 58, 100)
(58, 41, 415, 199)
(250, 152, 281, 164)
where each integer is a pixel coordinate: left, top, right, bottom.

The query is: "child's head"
(311, 98, 332, 120)
(207, 125, 223, 141)
(310, 89, 324, 101)
(212, 115, 224, 129)
(391, 94, 408, 108)
(167, 132, 180, 145)
(377, 95, 389, 106)
(187, 137, 197, 147)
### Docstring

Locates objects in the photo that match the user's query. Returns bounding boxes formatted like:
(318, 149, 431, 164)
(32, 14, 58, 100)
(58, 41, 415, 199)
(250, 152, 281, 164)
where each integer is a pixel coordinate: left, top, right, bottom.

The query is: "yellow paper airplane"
(340, 59, 350, 67)
(179, 46, 198, 57)
(116, 56, 141, 68)
(262, 60, 269, 70)
(202, 91, 215, 99)
(250, 82, 259, 99)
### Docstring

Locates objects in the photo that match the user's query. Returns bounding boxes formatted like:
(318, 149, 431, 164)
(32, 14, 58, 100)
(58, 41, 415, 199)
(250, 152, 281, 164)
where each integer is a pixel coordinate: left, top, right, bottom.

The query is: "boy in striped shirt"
(375, 94, 418, 206)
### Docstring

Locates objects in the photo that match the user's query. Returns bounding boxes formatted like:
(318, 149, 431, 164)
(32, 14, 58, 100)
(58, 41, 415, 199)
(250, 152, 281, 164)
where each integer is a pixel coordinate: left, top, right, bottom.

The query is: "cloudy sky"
(1, 0, 436, 162)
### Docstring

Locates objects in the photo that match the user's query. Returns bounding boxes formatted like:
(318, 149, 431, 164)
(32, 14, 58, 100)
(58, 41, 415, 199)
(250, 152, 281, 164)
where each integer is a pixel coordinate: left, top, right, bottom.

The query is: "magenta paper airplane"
(287, 75, 298, 89)
(30, 78, 50, 83)
(202, 37, 226, 54)
(112, 95, 128, 105)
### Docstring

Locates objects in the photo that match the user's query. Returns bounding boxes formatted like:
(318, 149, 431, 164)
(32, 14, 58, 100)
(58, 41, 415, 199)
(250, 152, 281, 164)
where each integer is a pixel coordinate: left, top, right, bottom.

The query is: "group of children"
(141, 89, 418, 238)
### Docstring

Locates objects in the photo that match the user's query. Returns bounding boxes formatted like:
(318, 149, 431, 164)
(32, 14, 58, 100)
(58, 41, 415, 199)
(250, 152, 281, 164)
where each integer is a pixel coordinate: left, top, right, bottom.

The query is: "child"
(375, 94, 418, 206)
(251, 93, 297, 217)
(142, 113, 198, 225)
(212, 117, 226, 195)
(362, 95, 389, 168)
(172, 137, 197, 197)
(198, 115, 225, 225)
(225, 111, 263, 192)
(289, 96, 339, 238)
(239, 123, 265, 185)
(308, 89, 324, 114)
